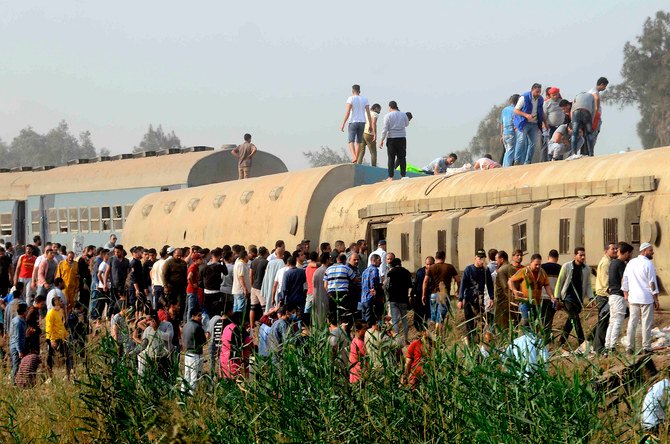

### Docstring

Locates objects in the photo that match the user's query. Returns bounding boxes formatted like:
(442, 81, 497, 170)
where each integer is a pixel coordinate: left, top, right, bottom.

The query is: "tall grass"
(0, 326, 661, 443)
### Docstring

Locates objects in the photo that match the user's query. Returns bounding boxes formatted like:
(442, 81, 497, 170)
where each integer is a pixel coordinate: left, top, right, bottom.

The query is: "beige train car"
(122, 164, 389, 249)
(321, 148, 668, 293)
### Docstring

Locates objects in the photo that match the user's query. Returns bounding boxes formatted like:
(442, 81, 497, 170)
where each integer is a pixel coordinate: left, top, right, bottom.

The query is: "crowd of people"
(0, 231, 666, 430)
(340, 78, 609, 181)
(500, 77, 608, 165)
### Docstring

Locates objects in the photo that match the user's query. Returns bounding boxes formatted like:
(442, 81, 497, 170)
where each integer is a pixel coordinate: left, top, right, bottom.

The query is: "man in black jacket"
(387, 258, 413, 344)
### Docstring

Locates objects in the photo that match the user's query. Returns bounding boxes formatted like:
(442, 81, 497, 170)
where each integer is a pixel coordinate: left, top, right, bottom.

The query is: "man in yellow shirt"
(45, 295, 72, 381)
(56, 251, 79, 312)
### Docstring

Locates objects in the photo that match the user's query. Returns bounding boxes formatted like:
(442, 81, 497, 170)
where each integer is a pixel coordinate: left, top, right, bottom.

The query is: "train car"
(0, 147, 287, 248)
(122, 164, 390, 249)
(321, 149, 667, 290)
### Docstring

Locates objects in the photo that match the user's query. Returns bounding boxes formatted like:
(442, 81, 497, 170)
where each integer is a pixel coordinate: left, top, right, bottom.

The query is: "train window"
(59, 208, 68, 233)
(400, 233, 410, 261)
(437, 230, 447, 255)
(124, 205, 133, 223)
(0, 213, 12, 236)
(101, 207, 111, 231)
(512, 222, 527, 253)
(31, 210, 40, 236)
(112, 206, 123, 230)
(69, 208, 78, 232)
(559, 218, 570, 254)
(631, 222, 640, 245)
(90, 207, 101, 232)
(474, 228, 484, 253)
(48, 208, 57, 234)
(603, 218, 618, 246)
(79, 208, 89, 232)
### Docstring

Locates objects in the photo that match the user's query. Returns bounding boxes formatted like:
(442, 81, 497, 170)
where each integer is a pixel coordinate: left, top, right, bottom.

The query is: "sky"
(0, 1, 666, 170)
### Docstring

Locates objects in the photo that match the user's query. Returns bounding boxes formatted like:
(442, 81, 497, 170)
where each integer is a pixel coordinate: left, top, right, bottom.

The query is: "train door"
(14, 201, 26, 246)
(366, 221, 389, 251)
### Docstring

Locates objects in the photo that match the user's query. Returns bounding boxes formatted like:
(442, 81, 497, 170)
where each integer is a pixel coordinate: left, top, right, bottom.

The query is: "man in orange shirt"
(508, 253, 556, 326)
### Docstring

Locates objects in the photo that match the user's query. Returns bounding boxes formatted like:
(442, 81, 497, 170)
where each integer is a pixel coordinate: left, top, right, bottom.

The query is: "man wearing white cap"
(622, 242, 659, 354)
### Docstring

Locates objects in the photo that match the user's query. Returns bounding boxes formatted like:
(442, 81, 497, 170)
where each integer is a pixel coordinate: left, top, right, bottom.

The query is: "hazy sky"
(1, 1, 666, 170)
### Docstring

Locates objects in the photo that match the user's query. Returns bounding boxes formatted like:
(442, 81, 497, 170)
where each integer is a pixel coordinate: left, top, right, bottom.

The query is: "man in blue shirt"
(281, 256, 307, 316)
(421, 154, 458, 175)
(361, 254, 384, 325)
(9, 302, 28, 383)
(513, 84, 545, 165)
(500, 94, 520, 167)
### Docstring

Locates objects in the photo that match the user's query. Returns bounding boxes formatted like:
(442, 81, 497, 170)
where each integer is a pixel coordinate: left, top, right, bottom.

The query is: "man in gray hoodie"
(555, 247, 593, 355)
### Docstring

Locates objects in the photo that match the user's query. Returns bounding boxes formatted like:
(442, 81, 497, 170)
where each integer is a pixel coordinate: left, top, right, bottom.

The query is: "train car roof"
(0, 149, 287, 199)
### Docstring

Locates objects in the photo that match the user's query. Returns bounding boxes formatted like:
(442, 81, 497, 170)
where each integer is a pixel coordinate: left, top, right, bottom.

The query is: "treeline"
(0, 122, 182, 169)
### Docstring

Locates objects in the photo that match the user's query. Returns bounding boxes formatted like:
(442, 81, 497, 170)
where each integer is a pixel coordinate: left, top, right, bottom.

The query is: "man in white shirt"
(368, 240, 388, 278)
(379, 101, 411, 181)
(340, 84, 373, 163)
(622, 242, 659, 354)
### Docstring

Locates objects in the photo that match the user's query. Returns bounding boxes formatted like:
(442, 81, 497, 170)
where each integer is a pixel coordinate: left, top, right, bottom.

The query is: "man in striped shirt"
(324, 254, 356, 326)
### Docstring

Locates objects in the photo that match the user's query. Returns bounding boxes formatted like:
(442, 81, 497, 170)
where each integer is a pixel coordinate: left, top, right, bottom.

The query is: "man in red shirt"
(14, 245, 36, 303)
(401, 330, 434, 388)
(186, 253, 204, 321)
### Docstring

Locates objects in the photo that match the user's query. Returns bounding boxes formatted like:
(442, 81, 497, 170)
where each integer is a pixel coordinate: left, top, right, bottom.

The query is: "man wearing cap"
(368, 240, 388, 278)
(457, 250, 494, 344)
(110, 245, 130, 316)
(421, 154, 458, 175)
(513, 83, 545, 165)
(542, 87, 564, 162)
(623, 242, 659, 354)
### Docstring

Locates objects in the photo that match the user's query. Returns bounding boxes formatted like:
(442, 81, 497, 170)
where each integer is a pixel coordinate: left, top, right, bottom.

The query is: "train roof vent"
(88, 156, 111, 163)
(132, 151, 157, 158)
(0, 168, 10, 173)
(181, 147, 195, 153)
(193, 146, 214, 151)
(156, 148, 182, 156)
(10, 166, 32, 172)
(221, 144, 236, 150)
(110, 154, 133, 161)
(67, 158, 90, 166)
(32, 166, 55, 171)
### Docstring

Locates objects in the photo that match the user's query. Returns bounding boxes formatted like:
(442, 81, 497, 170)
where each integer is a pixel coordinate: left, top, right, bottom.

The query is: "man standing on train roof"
(379, 101, 411, 181)
(513, 83, 545, 165)
(501, 94, 519, 167)
(588, 77, 609, 152)
(231, 133, 257, 180)
(341, 84, 373, 164)
(356, 103, 381, 166)
(421, 153, 458, 175)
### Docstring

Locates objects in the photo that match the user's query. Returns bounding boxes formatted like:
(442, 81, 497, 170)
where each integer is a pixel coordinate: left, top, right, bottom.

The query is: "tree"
(467, 103, 506, 162)
(134, 124, 182, 153)
(302, 146, 350, 167)
(605, 11, 670, 148)
(4, 121, 102, 168)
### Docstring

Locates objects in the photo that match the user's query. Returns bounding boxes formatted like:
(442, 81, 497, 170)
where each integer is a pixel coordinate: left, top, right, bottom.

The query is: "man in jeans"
(604, 242, 633, 354)
(623, 242, 660, 354)
(379, 101, 410, 181)
(386, 258, 412, 344)
(570, 92, 595, 156)
(360, 254, 384, 326)
(340, 84, 373, 163)
(422, 250, 459, 329)
(231, 250, 251, 314)
(457, 250, 493, 344)
(513, 83, 544, 165)
(555, 247, 593, 355)
(500, 94, 519, 166)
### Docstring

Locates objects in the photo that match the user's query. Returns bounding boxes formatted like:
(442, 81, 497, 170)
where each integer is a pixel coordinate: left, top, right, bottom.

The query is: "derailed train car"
(0, 147, 287, 247)
(124, 148, 669, 292)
